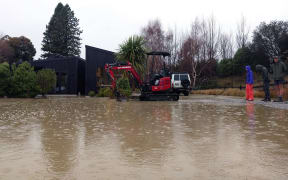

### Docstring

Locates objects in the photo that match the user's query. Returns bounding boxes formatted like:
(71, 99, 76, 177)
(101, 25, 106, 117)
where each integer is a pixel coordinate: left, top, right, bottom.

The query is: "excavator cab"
(146, 51, 171, 80)
(145, 51, 172, 92)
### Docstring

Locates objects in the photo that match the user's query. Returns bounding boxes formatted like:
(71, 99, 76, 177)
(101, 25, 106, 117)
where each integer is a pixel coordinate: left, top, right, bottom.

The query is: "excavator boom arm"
(105, 62, 143, 89)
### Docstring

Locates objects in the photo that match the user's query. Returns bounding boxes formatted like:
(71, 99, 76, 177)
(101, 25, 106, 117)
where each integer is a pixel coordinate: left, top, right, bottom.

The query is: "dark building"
(31, 46, 116, 95)
(32, 57, 86, 95)
(85, 45, 115, 94)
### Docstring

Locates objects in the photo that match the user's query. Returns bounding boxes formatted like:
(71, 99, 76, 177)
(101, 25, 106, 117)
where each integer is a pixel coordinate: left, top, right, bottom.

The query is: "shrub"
(233, 47, 253, 75)
(88, 90, 96, 97)
(0, 62, 10, 97)
(116, 77, 132, 97)
(36, 69, 56, 96)
(9, 62, 39, 98)
(97, 88, 112, 97)
(217, 59, 234, 77)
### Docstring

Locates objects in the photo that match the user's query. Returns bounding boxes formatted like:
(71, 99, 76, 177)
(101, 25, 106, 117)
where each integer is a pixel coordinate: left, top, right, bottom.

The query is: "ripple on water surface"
(0, 96, 288, 179)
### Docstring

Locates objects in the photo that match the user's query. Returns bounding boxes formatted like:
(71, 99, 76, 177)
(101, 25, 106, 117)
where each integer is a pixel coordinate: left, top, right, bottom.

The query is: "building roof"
(85, 45, 115, 55)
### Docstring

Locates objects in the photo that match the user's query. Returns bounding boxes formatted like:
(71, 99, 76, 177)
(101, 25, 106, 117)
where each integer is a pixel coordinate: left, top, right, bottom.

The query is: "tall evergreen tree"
(41, 3, 82, 58)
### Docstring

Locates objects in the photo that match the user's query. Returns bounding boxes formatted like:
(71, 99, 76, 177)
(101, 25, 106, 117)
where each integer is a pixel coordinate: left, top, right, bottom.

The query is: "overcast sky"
(0, 0, 287, 59)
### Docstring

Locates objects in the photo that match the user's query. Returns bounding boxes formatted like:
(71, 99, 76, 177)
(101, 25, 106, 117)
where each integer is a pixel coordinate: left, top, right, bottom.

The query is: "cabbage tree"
(116, 35, 147, 75)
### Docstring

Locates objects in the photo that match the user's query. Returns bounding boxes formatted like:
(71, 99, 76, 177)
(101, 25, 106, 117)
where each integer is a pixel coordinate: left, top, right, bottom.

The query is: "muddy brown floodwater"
(0, 95, 288, 179)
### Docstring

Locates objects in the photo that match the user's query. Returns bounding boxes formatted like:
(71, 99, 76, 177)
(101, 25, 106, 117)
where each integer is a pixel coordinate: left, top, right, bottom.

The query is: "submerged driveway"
(0, 95, 288, 179)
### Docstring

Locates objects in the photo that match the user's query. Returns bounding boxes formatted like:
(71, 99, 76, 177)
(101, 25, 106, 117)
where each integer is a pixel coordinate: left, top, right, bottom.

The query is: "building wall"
(31, 46, 115, 95)
(31, 57, 85, 95)
(85, 45, 115, 94)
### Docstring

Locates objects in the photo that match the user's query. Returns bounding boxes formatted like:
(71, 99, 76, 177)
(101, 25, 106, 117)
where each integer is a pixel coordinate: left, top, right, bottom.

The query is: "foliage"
(116, 77, 132, 97)
(0, 62, 10, 97)
(8, 36, 36, 63)
(0, 39, 14, 63)
(233, 47, 253, 75)
(36, 69, 56, 96)
(9, 62, 39, 98)
(251, 21, 288, 66)
(116, 35, 147, 75)
(0, 36, 35, 64)
(96, 88, 113, 97)
(42, 3, 82, 58)
(217, 59, 235, 77)
(88, 90, 96, 97)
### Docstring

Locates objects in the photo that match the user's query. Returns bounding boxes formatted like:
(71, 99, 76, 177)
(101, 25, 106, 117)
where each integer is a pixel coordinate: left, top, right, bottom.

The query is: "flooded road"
(0, 95, 288, 179)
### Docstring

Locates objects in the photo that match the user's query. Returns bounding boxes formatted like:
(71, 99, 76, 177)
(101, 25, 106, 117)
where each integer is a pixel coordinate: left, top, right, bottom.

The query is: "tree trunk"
(193, 74, 197, 87)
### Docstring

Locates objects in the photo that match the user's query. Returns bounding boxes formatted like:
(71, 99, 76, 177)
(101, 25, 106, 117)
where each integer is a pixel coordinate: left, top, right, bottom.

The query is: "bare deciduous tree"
(227, 32, 235, 59)
(165, 26, 181, 70)
(141, 19, 165, 51)
(179, 17, 219, 87)
(206, 15, 219, 60)
(219, 31, 235, 59)
(139, 16, 239, 87)
(141, 19, 165, 74)
(164, 29, 173, 65)
(219, 32, 229, 59)
(141, 20, 182, 74)
(236, 16, 250, 49)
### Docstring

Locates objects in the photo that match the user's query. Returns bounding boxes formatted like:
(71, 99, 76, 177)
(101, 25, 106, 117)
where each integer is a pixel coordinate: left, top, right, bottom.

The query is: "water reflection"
(116, 102, 173, 166)
(0, 97, 288, 179)
(246, 102, 255, 132)
(40, 109, 79, 178)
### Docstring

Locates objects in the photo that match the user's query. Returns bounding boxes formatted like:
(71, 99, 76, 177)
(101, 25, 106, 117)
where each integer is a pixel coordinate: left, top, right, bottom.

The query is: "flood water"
(0, 95, 288, 180)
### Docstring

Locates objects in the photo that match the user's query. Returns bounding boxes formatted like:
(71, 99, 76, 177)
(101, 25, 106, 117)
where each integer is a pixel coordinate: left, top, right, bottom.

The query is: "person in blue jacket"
(245, 66, 254, 101)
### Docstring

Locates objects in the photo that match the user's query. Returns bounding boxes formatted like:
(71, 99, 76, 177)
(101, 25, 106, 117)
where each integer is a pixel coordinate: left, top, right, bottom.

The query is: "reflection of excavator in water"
(105, 51, 191, 101)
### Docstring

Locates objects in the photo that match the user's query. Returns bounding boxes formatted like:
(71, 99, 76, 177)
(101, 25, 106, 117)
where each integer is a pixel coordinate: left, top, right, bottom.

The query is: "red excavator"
(105, 51, 190, 101)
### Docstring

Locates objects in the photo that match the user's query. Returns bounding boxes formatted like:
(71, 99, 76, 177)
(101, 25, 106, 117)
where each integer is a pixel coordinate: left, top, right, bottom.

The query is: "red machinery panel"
(152, 77, 171, 92)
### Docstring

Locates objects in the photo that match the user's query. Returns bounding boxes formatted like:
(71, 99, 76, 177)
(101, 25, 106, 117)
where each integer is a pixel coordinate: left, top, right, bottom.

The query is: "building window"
(56, 72, 68, 93)
(60, 73, 68, 91)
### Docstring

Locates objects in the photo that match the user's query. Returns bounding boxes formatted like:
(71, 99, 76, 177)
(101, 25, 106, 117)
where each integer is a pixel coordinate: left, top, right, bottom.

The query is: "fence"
(193, 79, 288, 90)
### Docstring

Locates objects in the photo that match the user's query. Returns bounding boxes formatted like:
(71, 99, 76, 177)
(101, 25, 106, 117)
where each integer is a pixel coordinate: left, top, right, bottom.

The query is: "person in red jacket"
(245, 66, 254, 101)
